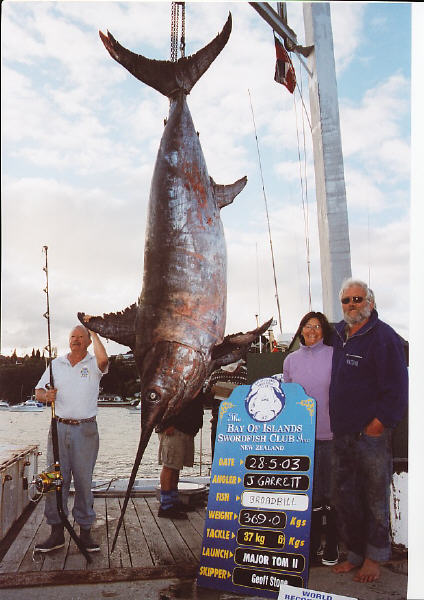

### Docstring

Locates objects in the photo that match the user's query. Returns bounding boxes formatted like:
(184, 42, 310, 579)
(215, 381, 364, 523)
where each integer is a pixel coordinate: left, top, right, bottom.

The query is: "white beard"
(344, 304, 372, 325)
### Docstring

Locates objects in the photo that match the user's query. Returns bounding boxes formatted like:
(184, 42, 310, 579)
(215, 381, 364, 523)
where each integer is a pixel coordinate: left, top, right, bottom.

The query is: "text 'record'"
(278, 583, 358, 600)
(197, 378, 316, 598)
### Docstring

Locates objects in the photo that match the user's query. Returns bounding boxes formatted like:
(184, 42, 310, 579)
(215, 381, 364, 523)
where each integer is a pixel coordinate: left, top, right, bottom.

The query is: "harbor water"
(0, 406, 213, 481)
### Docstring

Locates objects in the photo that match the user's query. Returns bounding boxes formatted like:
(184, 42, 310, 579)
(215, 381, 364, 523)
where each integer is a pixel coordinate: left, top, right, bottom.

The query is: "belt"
(56, 416, 96, 425)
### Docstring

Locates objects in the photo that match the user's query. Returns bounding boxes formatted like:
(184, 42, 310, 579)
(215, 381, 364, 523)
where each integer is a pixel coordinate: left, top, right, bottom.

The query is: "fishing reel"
(33, 466, 63, 494)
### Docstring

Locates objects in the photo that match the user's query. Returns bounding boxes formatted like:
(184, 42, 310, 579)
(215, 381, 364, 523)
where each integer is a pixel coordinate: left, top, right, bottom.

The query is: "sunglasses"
(341, 296, 364, 304)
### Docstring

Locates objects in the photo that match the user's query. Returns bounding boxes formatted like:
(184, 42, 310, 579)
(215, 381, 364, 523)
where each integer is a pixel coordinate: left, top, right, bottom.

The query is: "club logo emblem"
(245, 378, 285, 422)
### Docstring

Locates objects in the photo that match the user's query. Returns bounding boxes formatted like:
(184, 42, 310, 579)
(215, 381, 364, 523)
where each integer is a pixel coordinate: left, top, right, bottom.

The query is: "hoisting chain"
(170, 2, 185, 62)
(180, 2, 185, 58)
(170, 2, 178, 62)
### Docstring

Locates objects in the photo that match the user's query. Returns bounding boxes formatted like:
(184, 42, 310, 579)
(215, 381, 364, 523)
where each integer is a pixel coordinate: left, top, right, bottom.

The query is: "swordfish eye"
(147, 390, 160, 403)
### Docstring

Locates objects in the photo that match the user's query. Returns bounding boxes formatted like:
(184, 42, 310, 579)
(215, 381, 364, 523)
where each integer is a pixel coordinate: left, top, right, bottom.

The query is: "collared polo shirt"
(36, 353, 108, 419)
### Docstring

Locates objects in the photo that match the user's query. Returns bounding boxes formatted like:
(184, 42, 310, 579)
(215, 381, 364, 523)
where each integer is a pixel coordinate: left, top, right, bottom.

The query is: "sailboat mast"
(302, 2, 352, 322)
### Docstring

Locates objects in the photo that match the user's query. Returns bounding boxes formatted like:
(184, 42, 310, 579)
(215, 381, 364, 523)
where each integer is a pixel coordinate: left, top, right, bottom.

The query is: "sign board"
(197, 378, 316, 598)
(278, 583, 358, 600)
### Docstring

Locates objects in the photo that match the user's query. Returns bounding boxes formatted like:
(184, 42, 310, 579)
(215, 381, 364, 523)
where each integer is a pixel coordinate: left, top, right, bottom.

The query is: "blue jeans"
(312, 439, 334, 507)
(44, 421, 99, 528)
(333, 429, 392, 564)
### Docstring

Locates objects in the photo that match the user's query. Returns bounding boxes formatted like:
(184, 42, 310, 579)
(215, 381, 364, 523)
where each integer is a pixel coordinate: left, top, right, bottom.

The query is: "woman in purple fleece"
(283, 311, 338, 567)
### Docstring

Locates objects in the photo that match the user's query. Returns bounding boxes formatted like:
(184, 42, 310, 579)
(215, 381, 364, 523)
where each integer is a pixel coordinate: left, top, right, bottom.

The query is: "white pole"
(303, 3, 352, 321)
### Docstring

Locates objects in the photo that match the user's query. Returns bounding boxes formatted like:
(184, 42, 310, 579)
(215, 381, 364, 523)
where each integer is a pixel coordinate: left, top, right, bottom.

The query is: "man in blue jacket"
(329, 278, 407, 583)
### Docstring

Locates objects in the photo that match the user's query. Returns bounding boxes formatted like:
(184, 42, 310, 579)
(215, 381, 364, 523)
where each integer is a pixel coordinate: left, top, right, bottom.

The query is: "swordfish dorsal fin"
(77, 305, 137, 349)
(99, 13, 232, 97)
(211, 175, 248, 209)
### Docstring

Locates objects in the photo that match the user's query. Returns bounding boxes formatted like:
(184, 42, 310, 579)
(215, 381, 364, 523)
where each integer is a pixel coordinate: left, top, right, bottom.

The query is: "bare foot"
(333, 560, 357, 574)
(353, 558, 380, 583)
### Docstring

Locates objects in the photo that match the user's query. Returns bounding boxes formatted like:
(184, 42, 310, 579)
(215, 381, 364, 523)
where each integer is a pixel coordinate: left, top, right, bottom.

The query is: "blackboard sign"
(197, 378, 316, 598)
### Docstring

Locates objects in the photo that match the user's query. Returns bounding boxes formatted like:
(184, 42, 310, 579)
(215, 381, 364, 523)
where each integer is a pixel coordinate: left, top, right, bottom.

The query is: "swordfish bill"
(80, 14, 272, 551)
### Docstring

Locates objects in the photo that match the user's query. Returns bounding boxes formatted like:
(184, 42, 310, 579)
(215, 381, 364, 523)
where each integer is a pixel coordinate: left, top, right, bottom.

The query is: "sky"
(1, 1, 412, 357)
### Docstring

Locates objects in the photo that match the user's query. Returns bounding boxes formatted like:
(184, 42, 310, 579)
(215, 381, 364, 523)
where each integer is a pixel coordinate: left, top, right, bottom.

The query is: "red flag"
(274, 35, 296, 94)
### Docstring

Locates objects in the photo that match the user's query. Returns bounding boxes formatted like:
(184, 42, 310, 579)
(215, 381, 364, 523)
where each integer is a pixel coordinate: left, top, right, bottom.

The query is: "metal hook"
(32, 548, 43, 564)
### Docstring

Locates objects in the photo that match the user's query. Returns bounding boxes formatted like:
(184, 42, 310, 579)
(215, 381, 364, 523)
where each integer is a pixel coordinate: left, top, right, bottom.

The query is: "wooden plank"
(186, 508, 207, 537)
(145, 498, 196, 565)
(0, 500, 44, 573)
(63, 518, 87, 571)
(41, 524, 71, 572)
(132, 497, 174, 566)
(0, 564, 198, 589)
(20, 510, 48, 573)
(63, 497, 108, 571)
(86, 497, 109, 570)
(171, 515, 203, 560)
(123, 499, 154, 568)
(106, 497, 131, 569)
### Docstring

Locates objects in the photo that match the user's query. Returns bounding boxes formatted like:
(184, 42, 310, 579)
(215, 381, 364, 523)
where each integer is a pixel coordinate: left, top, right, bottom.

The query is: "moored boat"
(97, 394, 132, 407)
(8, 399, 44, 412)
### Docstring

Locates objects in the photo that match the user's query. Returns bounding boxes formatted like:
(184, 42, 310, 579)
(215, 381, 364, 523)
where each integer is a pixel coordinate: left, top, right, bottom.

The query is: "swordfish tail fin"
(99, 13, 232, 97)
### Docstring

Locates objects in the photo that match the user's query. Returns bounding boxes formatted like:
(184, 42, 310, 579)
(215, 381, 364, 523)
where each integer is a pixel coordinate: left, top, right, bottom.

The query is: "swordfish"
(78, 13, 271, 547)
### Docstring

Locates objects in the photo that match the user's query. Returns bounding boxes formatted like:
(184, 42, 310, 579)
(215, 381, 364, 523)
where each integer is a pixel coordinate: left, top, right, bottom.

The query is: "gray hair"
(70, 324, 91, 341)
(339, 278, 374, 303)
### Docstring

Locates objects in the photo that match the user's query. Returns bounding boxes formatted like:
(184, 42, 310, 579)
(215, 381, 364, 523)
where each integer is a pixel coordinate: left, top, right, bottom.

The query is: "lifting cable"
(293, 61, 313, 310)
(248, 89, 283, 336)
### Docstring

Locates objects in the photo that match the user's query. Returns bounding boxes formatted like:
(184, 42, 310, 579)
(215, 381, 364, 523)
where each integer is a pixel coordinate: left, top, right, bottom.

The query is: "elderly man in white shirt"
(34, 322, 108, 553)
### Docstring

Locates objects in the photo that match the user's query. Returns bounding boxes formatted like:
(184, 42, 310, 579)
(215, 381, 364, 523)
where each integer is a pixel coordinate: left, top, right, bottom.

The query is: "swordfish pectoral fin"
(211, 317, 273, 367)
(211, 175, 248, 209)
(77, 305, 137, 349)
(99, 13, 232, 97)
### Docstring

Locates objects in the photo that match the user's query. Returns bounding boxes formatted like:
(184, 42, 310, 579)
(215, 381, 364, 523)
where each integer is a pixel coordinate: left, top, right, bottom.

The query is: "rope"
(295, 80, 313, 134)
(367, 204, 371, 288)
(248, 89, 283, 335)
(293, 64, 312, 310)
(300, 68, 312, 310)
(256, 243, 263, 353)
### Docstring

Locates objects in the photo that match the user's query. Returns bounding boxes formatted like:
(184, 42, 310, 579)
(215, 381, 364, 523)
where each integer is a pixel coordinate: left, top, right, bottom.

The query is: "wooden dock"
(0, 496, 205, 589)
(0, 496, 409, 600)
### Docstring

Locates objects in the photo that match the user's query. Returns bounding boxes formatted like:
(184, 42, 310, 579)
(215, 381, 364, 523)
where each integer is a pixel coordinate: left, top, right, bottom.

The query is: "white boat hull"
(9, 406, 44, 412)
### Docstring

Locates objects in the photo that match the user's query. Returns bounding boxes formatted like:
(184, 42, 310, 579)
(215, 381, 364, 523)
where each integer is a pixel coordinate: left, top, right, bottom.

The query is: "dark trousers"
(312, 439, 334, 507)
(210, 399, 220, 460)
(333, 430, 393, 564)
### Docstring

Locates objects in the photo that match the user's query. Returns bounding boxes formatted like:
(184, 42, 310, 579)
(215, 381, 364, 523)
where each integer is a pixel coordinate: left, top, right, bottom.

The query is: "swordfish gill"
(78, 13, 271, 548)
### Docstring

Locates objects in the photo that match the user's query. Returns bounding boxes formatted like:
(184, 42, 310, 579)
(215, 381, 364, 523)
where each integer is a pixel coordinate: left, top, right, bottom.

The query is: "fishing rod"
(34, 246, 91, 562)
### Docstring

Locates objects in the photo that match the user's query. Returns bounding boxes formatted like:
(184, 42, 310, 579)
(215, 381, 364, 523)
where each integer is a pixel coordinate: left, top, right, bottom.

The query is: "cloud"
(345, 166, 387, 213)
(348, 215, 409, 337)
(340, 74, 410, 181)
(330, 3, 366, 74)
